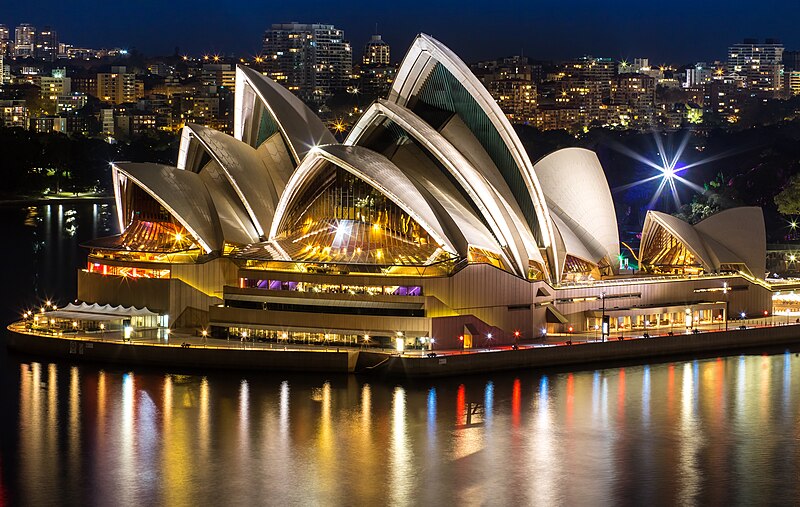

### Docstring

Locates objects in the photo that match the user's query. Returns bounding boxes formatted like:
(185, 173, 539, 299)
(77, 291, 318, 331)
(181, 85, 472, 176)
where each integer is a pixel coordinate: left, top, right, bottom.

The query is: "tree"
(775, 174, 800, 215)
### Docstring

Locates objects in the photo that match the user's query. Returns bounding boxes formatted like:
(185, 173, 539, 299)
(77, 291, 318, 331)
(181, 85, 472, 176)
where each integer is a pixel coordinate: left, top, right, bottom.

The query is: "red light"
(764, 311, 768, 316)
(459, 335, 463, 341)
(568, 326, 573, 332)
(514, 331, 520, 337)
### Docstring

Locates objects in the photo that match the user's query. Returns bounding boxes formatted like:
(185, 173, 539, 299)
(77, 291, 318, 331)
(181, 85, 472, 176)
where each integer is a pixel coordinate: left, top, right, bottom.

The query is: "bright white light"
(613, 131, 723, 212)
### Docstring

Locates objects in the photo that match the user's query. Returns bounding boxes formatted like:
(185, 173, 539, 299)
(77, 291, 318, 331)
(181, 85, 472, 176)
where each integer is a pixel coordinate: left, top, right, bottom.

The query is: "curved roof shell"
(388, 33, 558, 270)
(641, 208, 765, 277)
(533, 147, 620, 278)
(346, 99, 542, 277)
(694, 207, 766, 277)
(234, 65, 335, 164)
(177, 122, 284, 238)
(112, 162, 223, 253)
(271, 144, 459, 257)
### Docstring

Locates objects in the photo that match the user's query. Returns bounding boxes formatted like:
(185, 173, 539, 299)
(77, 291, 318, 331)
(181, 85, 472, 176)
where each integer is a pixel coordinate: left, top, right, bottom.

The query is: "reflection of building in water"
(70, 34, 772, 350)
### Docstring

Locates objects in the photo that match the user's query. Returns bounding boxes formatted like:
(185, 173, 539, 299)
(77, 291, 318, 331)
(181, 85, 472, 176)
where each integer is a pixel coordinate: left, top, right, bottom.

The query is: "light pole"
(601, 291, 607, 342)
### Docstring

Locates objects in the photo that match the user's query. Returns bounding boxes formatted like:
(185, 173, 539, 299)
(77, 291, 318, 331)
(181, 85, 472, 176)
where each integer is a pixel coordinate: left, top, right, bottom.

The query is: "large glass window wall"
(87, 262, 170, 279)
(640, 226, 703, 275)
(239, 278, 422, 296)
(275, 165, 444, 265)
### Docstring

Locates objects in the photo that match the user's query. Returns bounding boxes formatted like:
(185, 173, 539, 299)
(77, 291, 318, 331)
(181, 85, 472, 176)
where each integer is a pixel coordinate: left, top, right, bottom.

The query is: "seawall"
(5, 328, 356, 373)
(7, 324, 800, 378)
(371, 325, 800, 377)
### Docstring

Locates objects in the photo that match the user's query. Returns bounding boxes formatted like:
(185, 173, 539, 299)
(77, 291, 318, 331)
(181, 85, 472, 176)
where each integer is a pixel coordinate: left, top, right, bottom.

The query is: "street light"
(601, 291, 607, 342)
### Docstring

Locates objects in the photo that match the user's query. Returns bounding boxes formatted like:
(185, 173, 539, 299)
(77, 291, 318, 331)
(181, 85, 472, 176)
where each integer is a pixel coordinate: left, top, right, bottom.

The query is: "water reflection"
(8, 352, 800, 505)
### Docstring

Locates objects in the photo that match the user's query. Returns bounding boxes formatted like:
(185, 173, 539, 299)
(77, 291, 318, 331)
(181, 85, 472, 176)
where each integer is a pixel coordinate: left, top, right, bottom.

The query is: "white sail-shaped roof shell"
(233, 65, 335, 164)
(346, 99, 542, 277)
(112, 162, 223, 253)
(177, 122, 284, 238)
(641, 208, 765, 277)
(533, 147, 620, 279)
(388, 33, 558, 273)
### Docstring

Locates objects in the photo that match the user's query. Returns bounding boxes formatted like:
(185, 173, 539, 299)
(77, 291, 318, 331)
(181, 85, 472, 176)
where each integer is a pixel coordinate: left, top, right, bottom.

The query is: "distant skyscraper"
(261, 22, 352, 102)
(97, 67, 142, 104)
(727, 38, 784, 92)
(0, 25, 11, 57)
(35, 26, 57, 61)
(0, 55, 9, 84)
(14, 23, 36, 58)
(362, 34, 390, 66)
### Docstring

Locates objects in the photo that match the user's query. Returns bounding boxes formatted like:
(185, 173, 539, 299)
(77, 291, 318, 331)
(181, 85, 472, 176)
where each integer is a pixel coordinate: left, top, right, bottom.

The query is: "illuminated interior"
(640, 226, 703, 275)
(240, 278, 423, 296)
(467, 246, 506, 271)
(111, 181, 200, 252)
(274, 165, 446, 265)
(87, 262, 171, 279)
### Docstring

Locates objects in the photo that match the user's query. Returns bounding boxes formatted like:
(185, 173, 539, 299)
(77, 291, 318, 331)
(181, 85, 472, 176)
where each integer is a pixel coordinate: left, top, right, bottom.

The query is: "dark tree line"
(0, 127, 179, 198)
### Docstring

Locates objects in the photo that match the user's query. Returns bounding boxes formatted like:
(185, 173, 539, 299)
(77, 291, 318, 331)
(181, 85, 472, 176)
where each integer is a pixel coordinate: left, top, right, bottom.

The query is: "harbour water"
(2, 203, 800, 506)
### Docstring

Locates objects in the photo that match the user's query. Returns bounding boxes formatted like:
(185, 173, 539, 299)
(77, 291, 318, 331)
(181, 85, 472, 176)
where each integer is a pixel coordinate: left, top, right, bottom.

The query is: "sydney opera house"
(77, 34, 772, 350)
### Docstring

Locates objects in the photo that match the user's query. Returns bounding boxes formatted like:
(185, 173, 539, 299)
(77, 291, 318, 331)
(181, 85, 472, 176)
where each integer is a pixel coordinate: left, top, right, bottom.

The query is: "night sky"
(5, 0, 800, 63)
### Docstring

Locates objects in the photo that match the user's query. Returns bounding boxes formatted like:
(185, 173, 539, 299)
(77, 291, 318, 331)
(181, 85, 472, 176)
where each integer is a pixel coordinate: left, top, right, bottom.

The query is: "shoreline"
(6, 322, 800, 378)
(0, 195, 115, 207)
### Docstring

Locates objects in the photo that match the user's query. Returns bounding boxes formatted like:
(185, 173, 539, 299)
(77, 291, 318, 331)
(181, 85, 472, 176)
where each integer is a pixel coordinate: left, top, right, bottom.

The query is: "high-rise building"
(362, 34, 390, 66)
(35, 68, 71, 111)
(0, 99, 28, 127)
(491, 79, 536, 122)
(0, 55, 9, 84)
(727, 38, 784, 92)
(202, 64, 236, 90)
(785, 71, 800, 96)
(562, 56, 615, 90)
(684, 62, 713, 88)
(14, 24, 36, 58)
(261, 22, 352, 102)
(97, 67, 143, 104)
(35, 26, 57, 61)
(611, 75, 657, 127)
(473, 56, 538, 123)
(0, 25, 11, 57)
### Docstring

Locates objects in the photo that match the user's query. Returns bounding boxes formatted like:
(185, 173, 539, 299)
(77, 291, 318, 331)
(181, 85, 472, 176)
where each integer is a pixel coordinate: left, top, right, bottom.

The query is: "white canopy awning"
(48, 302, 160, 322)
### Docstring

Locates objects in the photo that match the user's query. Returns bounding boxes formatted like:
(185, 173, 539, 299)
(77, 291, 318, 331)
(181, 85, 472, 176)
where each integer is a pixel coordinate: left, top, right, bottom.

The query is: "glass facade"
(275, 164, 444, 265)
(87, 262, 170, 279)
(240, 278, 423, 296)
(115, 178, 199, 253)
(254, 98, 279, 147)
(640, 226, 703, 275)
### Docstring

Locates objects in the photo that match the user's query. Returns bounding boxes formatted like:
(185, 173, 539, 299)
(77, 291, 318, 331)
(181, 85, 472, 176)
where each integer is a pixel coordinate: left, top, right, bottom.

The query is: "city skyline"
(4, 0, 800, 63)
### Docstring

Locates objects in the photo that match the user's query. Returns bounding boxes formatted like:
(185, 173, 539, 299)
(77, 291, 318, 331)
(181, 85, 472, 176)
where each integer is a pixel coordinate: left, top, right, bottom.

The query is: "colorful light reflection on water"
(4, 351, 800, 505)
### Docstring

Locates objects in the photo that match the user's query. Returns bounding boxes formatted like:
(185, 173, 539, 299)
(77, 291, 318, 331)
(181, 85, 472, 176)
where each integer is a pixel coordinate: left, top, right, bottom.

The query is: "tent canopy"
(48, 302, 159, 322)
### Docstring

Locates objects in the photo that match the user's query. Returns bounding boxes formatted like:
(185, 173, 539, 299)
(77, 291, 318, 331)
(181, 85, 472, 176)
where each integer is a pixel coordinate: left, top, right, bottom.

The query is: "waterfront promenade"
(7, 317, 800, 377)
